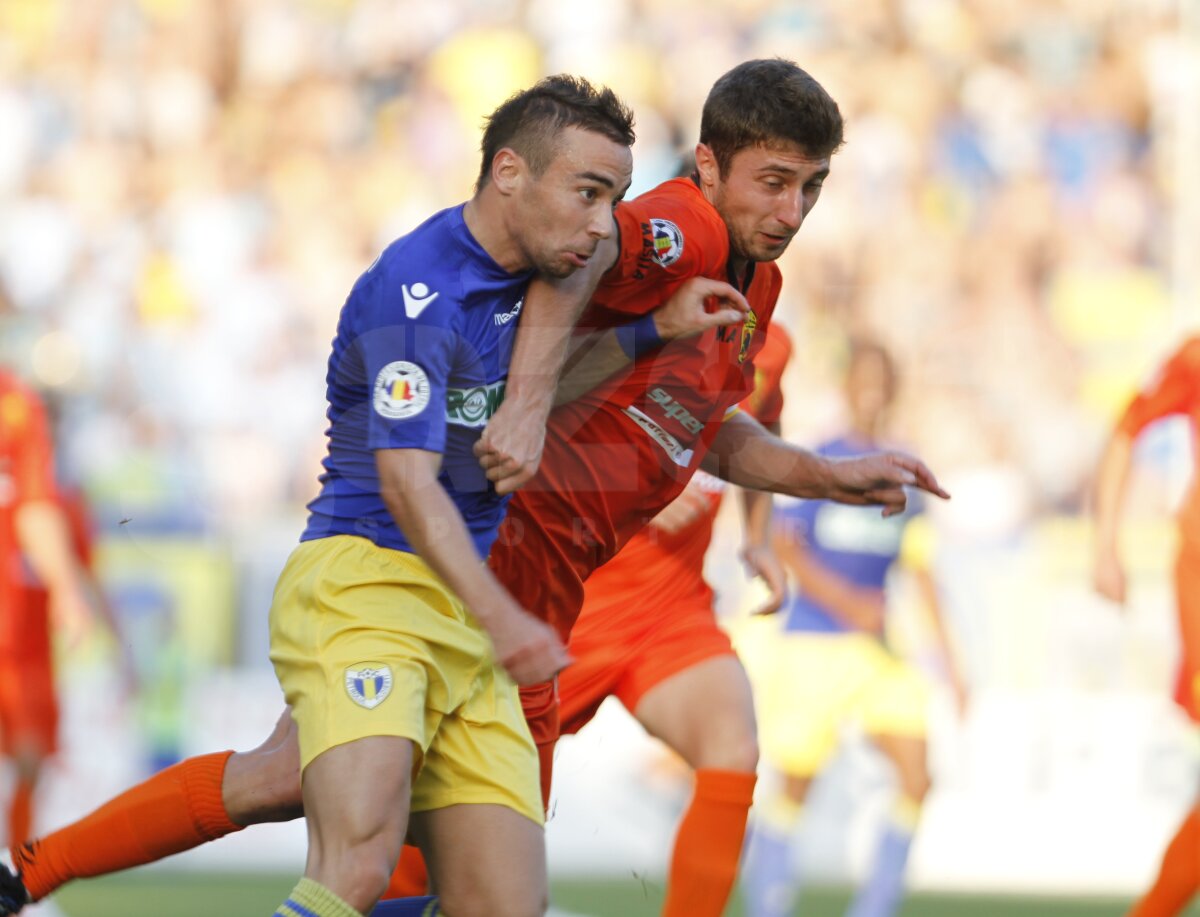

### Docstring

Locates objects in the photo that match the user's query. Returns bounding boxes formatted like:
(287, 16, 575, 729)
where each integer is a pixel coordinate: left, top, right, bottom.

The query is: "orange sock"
(1129, 806, 1200, 917)
(11, 751, 241, 901)
(383, 845, 429, 898)
(661, 768, 757, 917)
(8, 778, 34, 845)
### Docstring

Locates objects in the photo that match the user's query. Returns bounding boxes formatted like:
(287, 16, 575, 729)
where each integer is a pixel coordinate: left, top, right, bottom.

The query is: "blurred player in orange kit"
(553, 322, 791, 917)
(0, 370, 96, 848)
(1, 60, 949, 916)
(1093, 337, 1200, 917)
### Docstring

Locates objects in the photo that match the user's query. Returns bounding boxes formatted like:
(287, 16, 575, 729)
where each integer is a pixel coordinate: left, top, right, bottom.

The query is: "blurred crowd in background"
(0, 0, 1197, 760)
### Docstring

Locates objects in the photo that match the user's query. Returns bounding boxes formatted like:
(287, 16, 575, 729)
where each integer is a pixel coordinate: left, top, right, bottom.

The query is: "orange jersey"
(0, 372, 59, 657)
(1118, 337, 1200, 544)
(491, 178, 782, 640)
(575, 323, 793, 617)
(0, 373, 57, 618)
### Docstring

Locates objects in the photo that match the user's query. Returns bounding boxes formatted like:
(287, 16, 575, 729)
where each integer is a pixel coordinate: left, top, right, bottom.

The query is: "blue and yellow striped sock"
(274, 877, 365, 917)
(370, 896, 440, 916)
(845, 794, 922, 917)
(742, 793, 804, 917)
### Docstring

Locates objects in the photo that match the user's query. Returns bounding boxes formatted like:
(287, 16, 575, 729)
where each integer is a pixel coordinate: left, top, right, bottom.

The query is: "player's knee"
(327, 842, 395, 909)
(438, 885, 547, 917)
(697, 730, 758, 773)
(224, 743, 303, 824)
(903, 766, 932, 803)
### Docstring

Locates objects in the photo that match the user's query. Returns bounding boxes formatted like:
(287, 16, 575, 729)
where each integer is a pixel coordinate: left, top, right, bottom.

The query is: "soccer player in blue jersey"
(261, 76, 636, 917)
(742, 340, 967, 917)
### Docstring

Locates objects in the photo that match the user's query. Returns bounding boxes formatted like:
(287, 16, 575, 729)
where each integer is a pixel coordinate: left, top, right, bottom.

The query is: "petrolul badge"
(345, 663, 393, 709)
(738, 310, 758, 363)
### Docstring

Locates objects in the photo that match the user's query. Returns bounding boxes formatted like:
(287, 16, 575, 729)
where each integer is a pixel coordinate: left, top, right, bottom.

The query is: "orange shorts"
(0, 591, 58, 754)
(0, 657, 58, 756)
(558, 598, 734, 736)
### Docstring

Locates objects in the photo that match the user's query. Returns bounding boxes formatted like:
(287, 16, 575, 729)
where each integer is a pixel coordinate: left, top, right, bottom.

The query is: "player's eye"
(762, 178, 785, 191)
(580, 187, 598, 202)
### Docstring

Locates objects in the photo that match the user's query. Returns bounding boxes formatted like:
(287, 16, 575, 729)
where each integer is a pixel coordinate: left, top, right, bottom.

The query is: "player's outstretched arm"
(377, 449, 570, 684)
(702, 411, 949, 516)
(475, 238, 618, 495)
(554, 276, 750, 405)
(1092, 429, 1135, 604)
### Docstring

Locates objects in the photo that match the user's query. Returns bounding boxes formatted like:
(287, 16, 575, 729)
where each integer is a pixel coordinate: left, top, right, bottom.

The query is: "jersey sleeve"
(345, 271, 459, 454)
(741, 323, 793, 425)
(588, 183, 730, 320)
(2, 386, 57, 505)
(1118, 338, 1200, 438)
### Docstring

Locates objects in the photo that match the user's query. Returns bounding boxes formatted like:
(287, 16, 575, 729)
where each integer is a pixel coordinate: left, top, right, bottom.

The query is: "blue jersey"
(302, 204, 532, 558)
(776, 435, 918, 633)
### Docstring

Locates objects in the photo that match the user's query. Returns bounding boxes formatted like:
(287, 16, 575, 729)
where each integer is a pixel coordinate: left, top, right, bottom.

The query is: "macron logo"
(494, 297, 524, 327)
(402, 283, 439, 319)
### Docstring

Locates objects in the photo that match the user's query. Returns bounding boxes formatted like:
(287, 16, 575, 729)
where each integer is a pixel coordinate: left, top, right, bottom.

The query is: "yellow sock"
(275, 877, 365, 917)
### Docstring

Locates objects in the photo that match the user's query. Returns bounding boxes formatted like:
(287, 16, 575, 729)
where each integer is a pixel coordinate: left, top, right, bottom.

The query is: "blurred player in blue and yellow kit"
(743, 340, 967, 917)
(263, 77, 634, 917)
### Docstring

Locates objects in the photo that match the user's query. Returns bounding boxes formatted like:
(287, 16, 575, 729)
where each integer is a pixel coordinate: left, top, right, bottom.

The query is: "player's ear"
(694, 143, 721, 190)
(490, 147, 525, 197)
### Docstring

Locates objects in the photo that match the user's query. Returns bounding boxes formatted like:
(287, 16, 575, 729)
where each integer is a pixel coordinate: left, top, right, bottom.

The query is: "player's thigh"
(411, 802, 547, 917)
(869, 732, 931, 801)
(301, 735, 415, 871)
(634, 653, 758, 772)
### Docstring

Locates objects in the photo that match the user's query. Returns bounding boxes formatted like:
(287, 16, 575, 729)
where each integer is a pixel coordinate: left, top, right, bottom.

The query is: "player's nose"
(775, 190, 805, 232)
(588, 209, 615, 239)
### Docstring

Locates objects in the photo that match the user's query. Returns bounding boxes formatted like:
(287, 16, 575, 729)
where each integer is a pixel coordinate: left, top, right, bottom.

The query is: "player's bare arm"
(475, 236, 619, 495)
(1092, 429, 1135, 604)
(702, 410, 950, 516)
(554, 276, 751, 405)
(376, 448, 570, 684)
(14, 501, 93, 648)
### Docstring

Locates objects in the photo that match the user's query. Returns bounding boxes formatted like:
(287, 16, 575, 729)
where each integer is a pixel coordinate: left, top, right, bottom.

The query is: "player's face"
(517, 126, 633, 279)
(698, 141, 829, 264)
(846, 351, 894, 431)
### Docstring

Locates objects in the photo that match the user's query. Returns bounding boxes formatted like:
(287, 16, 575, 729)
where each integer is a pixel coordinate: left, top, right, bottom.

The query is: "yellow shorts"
(268, 534, 542, 825)
(743, 623, 931, 777)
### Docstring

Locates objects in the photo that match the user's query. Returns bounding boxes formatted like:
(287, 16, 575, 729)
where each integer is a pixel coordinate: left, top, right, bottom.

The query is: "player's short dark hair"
(477, 75, 635, 191)
(700, 58, 844, 176)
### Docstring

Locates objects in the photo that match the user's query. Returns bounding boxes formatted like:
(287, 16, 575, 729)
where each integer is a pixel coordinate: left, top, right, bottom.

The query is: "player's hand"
(652, 277, 749, 341)
(743, 543, 787, 615)
(486, 608, 572, 686)
(822, 452, 949, 517)
(474, 396, 549, 496)
(649, 483, 711, 535)
(1093, 548, 1127, 605)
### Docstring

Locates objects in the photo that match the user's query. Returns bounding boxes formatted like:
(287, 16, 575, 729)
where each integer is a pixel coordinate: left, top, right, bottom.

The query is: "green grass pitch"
(46, 871, 1200, 916)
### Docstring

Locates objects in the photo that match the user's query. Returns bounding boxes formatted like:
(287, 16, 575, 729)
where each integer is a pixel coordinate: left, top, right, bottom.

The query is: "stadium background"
(2, 0, 1200, 913)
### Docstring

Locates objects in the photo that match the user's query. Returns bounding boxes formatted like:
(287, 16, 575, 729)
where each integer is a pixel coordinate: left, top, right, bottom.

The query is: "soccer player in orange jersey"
(552, 323, 792, 917)
(0, 371, 95, 849)
(1094, 337, 1200, 917)
(0, 61, 948, 916)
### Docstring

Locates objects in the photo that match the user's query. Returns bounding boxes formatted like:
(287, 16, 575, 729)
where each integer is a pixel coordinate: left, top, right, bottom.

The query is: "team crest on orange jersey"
(738, 310, 758, 363)
(649, 218, 683, 267)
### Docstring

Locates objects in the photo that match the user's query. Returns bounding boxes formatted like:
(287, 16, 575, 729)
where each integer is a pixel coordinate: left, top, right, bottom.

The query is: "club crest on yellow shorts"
(345, 662, 393, 710)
